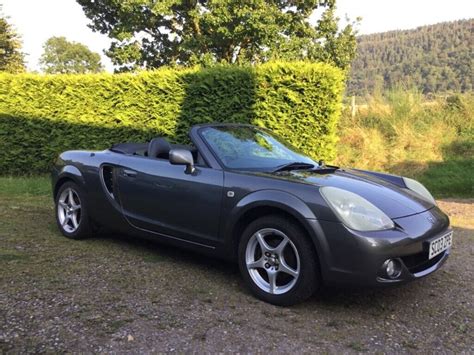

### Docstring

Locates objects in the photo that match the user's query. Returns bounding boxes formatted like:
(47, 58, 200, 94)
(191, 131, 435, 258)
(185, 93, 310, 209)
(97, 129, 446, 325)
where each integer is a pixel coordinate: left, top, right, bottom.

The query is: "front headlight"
(321, 187, 394, 231)
(403, 177, 436, 205)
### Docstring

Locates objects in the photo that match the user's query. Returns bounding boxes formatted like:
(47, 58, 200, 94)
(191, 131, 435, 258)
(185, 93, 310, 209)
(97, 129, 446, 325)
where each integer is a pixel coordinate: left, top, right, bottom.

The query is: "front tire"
(55, 181, 92, 239)
(238, 215, 320, 306)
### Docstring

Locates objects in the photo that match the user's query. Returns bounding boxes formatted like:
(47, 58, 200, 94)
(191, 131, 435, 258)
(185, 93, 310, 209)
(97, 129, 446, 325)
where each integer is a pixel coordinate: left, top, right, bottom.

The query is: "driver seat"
(148, 137, 171, 159)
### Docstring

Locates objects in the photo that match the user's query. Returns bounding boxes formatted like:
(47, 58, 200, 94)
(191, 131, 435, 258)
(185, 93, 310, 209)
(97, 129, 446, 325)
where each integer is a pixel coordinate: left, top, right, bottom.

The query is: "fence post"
(351, 95, 356, 118)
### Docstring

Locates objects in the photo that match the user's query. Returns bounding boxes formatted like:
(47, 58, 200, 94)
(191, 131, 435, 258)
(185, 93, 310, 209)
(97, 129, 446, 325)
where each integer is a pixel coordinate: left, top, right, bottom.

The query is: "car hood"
(259, 168, 434, 219)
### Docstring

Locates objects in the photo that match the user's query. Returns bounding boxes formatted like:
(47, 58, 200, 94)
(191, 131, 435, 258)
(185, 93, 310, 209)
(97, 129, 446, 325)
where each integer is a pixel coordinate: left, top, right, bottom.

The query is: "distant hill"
(347, 19, 473, 95)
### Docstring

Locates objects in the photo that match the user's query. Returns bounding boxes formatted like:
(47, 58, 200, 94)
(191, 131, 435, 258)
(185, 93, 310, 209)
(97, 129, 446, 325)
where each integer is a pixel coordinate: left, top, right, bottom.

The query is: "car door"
(116, 155, 224, 246)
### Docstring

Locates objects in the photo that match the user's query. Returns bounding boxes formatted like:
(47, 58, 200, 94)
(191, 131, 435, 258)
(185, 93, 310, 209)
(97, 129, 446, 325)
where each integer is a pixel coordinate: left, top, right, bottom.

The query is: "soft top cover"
(110, 142, 148, 155)
(110, 141, 197, 156)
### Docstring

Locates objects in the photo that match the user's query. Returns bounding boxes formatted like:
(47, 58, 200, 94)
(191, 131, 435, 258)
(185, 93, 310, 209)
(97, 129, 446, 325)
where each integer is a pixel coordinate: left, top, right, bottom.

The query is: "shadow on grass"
(390, 139, 474, 198)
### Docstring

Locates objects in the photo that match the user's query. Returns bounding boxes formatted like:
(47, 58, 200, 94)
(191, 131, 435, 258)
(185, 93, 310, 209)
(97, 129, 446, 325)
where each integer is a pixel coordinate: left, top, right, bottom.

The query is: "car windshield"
(200, 126, 318, 171)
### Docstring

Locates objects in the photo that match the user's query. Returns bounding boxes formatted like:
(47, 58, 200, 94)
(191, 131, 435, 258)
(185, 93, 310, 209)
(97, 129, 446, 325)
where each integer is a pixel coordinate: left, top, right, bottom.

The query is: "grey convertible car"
(52, 123, 452, 305)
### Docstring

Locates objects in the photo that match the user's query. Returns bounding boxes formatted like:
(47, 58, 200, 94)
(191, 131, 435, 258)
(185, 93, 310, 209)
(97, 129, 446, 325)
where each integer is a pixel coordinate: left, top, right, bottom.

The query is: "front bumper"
(312, 206, 451, 287)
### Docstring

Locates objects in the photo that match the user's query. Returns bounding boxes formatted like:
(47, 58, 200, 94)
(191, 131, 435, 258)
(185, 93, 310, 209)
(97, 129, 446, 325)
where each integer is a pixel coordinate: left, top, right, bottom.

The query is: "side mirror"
(169, 149, 195, 174)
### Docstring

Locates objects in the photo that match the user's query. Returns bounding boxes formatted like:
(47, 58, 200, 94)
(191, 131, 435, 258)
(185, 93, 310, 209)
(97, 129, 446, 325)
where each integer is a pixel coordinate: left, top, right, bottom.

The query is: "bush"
(0, 62, 344, 174)
(336, 90, 474, 197)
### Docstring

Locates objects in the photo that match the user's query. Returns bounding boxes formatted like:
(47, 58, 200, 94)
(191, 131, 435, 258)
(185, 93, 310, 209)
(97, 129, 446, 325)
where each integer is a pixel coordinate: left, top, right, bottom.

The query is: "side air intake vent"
(101, 165, 115, 199)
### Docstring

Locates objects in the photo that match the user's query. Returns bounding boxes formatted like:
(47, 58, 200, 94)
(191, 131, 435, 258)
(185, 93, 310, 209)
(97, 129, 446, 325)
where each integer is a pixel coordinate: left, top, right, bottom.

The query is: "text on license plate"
(429, 232, 453, 259)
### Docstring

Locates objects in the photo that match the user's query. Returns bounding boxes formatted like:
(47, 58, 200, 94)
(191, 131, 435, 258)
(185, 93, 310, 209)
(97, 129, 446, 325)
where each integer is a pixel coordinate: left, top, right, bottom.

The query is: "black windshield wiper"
(272, 162, 315, 173)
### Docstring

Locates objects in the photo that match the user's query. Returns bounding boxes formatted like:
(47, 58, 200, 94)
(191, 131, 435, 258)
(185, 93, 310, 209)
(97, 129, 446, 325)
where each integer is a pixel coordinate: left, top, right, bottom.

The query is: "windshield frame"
(197, 124, 317, 172)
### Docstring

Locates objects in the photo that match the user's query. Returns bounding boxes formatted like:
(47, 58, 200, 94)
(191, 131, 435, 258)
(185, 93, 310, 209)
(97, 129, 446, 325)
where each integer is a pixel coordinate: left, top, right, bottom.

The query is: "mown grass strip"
(0, 176, 51, 196)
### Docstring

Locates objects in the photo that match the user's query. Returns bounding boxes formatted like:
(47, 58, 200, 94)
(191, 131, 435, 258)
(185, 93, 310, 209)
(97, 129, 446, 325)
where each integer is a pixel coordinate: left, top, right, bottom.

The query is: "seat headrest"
(148, 138, 171, 159)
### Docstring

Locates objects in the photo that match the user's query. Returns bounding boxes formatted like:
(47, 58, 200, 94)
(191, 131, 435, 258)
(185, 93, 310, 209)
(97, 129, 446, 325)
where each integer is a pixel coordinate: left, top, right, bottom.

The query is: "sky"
(2, 0, 473, 72)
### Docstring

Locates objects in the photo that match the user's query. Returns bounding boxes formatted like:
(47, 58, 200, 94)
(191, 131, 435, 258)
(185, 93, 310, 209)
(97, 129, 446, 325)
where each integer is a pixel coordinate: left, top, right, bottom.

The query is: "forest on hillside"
(347, 19, 473, 95)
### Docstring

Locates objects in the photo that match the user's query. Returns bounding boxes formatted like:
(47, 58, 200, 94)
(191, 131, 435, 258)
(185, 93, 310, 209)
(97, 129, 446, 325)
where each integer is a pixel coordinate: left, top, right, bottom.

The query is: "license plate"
(429, 232, 453, 259)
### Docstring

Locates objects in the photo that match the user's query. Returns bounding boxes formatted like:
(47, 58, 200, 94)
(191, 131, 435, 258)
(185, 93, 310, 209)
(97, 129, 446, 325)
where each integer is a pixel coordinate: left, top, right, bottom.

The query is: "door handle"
(122, 169, 137, 178)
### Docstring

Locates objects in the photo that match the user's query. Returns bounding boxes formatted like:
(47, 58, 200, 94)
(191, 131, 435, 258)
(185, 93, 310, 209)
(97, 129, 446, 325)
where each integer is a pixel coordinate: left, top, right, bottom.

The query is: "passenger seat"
(147, 138, 171, 159)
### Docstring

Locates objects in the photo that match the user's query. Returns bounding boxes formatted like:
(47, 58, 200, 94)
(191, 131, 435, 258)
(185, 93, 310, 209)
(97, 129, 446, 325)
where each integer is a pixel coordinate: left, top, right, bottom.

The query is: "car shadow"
(98, 231, 240, 275)
(89, 229, 465, 311)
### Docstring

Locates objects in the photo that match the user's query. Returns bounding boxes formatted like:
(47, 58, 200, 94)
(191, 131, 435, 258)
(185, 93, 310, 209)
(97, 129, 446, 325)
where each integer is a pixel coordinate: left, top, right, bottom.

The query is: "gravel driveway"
(1, 196, 472, 353)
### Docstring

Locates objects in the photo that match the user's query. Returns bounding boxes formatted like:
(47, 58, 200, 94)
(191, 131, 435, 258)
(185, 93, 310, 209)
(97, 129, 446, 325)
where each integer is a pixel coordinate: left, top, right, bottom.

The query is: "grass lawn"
(0, 176, 51, 196)
(336, 90, 473, 199)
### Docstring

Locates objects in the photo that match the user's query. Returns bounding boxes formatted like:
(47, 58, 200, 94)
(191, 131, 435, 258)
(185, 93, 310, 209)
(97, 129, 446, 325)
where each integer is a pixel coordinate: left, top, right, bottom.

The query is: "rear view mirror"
(169, 149, 195, 174)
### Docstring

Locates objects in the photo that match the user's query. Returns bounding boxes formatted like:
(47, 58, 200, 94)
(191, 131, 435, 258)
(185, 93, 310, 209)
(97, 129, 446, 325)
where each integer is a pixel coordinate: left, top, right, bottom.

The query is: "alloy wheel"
(57, 188, 82, 233)
(245, 228, 300, 295)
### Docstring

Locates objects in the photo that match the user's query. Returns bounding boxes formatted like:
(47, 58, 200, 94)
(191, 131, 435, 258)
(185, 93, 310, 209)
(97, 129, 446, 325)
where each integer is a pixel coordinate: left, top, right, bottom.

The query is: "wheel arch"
(225, 190, 323, 265)
(53, 165, 85, 199)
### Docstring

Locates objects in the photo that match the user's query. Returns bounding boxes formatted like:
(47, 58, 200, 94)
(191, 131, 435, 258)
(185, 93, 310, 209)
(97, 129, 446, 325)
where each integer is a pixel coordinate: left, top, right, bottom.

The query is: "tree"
(39, 36, 104, 74)
(0, 7, 25, 73)
(347, 19, 473, 94)
(76, 0, 357, 71)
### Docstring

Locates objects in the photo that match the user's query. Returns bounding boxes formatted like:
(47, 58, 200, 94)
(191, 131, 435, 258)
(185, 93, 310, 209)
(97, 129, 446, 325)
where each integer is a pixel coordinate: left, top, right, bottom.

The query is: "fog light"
(384, 259, 401, 279)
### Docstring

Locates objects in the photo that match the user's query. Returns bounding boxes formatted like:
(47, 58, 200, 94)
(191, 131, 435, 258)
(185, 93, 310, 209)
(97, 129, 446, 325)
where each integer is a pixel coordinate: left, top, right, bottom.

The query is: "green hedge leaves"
(0, 62, 344, 174)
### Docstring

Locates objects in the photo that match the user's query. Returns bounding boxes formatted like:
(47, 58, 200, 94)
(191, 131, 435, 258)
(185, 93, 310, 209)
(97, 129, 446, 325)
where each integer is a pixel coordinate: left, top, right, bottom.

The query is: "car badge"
(427, 215, 435, 224)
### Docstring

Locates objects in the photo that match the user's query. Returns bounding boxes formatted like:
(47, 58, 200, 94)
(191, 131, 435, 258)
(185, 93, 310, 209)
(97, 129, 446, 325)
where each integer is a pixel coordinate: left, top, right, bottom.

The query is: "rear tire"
(238, 215, 320, 306)
(55, 181, 92, 239)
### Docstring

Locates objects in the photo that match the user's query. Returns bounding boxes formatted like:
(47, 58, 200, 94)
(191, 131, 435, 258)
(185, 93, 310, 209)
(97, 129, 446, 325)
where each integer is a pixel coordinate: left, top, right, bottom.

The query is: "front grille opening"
(401, 251, 445, 274)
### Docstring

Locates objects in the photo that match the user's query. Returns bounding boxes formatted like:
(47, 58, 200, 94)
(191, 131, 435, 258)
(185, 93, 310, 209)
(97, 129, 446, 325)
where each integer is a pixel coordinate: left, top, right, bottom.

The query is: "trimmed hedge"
(0, 62, 344, 174)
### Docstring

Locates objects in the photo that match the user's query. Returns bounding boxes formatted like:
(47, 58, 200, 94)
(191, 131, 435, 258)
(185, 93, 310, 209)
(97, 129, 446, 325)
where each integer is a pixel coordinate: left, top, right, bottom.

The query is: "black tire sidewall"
(55, 181, 91, 239)
(238, 215, 320, 306)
